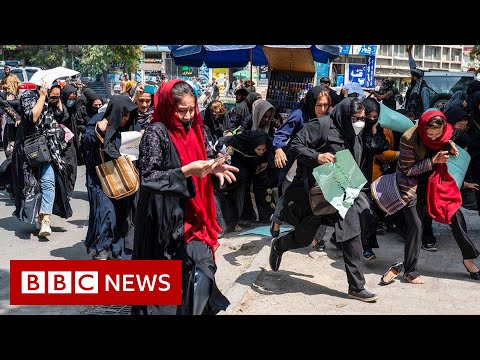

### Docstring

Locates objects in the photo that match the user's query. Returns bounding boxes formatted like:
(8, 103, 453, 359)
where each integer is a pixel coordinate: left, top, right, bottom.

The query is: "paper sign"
(378, 102, 415, 134)
(312, 149, 367, 219)
(120, 131, 143, 161)
(29, 67, 80, 89)
(447, 146, 471, 189)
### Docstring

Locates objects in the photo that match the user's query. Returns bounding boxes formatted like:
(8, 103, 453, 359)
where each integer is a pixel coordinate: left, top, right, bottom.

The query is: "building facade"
(375, 45, 464, 91)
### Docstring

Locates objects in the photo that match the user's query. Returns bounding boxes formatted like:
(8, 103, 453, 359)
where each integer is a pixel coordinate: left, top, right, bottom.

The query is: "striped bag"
(370, 172, 408, 216)
(95, 124, 139, 200)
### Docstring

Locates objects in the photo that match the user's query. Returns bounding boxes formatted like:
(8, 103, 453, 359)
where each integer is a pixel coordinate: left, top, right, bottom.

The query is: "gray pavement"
(1, 149, 480, 315)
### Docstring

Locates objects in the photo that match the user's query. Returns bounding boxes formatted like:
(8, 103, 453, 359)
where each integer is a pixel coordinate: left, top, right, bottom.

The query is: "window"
(379, 45, 392, 56)
(451, 49, 461, 62)
(394, 45, 406, 57)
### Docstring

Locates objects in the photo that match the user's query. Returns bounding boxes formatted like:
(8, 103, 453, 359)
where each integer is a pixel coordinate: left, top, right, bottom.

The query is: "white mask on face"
(352, 121, 365, 135)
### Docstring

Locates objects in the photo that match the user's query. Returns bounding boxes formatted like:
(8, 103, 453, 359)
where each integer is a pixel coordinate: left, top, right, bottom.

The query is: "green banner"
(312, 149, 367, 219)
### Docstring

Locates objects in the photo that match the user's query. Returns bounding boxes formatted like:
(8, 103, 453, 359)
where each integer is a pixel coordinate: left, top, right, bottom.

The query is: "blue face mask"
(66, 100, 75, 108)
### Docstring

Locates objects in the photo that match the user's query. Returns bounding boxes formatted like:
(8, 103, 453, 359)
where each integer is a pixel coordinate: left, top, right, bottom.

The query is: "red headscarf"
(151, 80, 221, 253)
(418, 110, 461, 224)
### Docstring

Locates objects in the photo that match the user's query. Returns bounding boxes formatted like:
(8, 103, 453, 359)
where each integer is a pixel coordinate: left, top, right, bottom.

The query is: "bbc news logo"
(10, 260, 182, 305)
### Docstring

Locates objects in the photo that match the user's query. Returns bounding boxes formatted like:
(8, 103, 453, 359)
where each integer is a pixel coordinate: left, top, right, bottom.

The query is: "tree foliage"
(470, 45, 480, 61)
(0, 45, 19, 51)
(79, 45, 143, 76)
(23, 45, 67, 68)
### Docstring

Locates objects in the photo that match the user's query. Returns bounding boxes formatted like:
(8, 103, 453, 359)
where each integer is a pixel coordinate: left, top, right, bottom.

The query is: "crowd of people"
(1, 47, 480, 313)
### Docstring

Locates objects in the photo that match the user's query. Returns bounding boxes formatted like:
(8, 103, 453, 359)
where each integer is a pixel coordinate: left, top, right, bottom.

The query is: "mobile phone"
(144, 84, 157, 95)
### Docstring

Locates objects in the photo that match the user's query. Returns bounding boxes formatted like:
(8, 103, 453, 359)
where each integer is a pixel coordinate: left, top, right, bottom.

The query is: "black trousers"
(402, 204, 480, 279)
(275, 213, 366, 291)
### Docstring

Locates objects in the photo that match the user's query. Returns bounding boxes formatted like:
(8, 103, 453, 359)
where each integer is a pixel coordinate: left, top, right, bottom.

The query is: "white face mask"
(352, 120, 365, 135)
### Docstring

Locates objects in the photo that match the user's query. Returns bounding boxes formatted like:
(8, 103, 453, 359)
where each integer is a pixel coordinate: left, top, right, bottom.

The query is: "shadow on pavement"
(223, 236, 270, 266)
(237, 268, 348, 300)
(71, 190, 89, 202)
(67, 219, 88, 228)
(50, 241, 89, 260)
(0, 216, 35, 240)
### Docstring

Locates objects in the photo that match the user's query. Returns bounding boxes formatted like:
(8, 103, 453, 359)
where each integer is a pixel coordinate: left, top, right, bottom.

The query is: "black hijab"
(300, 85, 327, 120)
(61, 84, 78, 115)
(83, 88, 103, 118)
(331, 97, 356, 141)
(469, 91, 480, 123)
(362, 97, 380, 116)
(444, 107, 469, 125)
(231, 130, 271, 156)
(102, 95, 138, 158)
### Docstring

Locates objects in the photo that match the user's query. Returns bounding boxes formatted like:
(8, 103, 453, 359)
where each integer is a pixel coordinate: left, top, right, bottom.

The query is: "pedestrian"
(132, 80, 239, 315)
(1, 66, 21, 97)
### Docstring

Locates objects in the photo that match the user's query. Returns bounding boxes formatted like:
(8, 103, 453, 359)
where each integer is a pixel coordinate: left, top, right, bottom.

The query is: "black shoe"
(315, 240, 326, 252)
(270, 221, 280, 238)
(421, 243, 437, 252)
(269, 238, 284, 271)
(348, 288, 378, 302)
(463, 261, 480, 280)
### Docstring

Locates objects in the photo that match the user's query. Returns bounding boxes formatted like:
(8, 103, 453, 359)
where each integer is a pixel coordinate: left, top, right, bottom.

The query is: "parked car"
(423, 71, 476, 109)
(0, 66, 42, 96)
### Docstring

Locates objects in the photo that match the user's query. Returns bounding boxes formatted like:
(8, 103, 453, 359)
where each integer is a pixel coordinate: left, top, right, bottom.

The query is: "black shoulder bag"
(23, 133, 51, 168)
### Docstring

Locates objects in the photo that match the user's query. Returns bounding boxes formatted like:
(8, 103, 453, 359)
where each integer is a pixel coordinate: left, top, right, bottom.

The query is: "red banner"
(10, 260, 182, 305)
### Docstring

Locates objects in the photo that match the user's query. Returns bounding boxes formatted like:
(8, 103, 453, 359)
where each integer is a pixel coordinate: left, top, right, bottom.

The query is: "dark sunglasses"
(49, 96, 60, 100)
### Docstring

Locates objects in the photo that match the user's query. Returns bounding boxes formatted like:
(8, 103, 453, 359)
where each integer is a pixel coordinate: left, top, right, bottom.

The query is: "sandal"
(380, 262, 403, 286)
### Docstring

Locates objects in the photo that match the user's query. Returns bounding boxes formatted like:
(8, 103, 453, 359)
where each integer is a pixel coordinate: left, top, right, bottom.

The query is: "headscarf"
(84, 88, 104, 117)
(331, 97, 356, 141)
(102, 95, 138, 158)
(417, 110, 460, 224)
(300, 85, 327, 120)
(443, 107, 469, 126)
(417, 109, 453, 151)
(125, 80, 136, 95)
(230, 130, 270, 157)
(245, 92, 261, 113)
(203, 100, 227, 137)
(61, 84, 78, 115)
(251, 99, 274, 134)
(362, 97, 380, 116)
(151, 80, 221, 253)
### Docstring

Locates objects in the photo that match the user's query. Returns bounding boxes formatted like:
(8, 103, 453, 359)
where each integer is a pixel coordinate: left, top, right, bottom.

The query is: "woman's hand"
(371, 120, 379, 135)
(211, 163, 239, 187)
(318, 152, 335, 164)
(182, 159, 217, 178)
(97, 118, 108, 132)
(274, 148, 288, 168)
(432, 150, 450, 164)
(449, 140, 459, 156)
(463, 182, 479, 190)
(39, 81, 48, 98)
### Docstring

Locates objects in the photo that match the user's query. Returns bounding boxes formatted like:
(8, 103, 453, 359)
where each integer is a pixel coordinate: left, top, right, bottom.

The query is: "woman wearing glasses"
(13, 81, 72, 238)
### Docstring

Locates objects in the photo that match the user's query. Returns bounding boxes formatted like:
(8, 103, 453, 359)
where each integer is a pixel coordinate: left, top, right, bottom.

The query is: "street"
(1, 149, 480, 315)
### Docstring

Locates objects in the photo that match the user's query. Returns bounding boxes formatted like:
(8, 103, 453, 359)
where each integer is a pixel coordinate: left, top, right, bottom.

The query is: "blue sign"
(358, 45, 377, 56)
(338, 45, 351, 55)
(364, 55, 375, 88)
(315, 61, 330, 85)
(348, 64, 366, 86)
(336, 74, 345, 87)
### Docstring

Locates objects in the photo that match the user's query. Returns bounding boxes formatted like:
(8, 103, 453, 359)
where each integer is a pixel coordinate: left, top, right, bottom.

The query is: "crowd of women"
(1, 70, 480, 313)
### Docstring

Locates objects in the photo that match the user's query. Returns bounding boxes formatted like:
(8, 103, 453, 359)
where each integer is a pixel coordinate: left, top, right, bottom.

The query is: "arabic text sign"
(364, 56, 375, 88)
(447, 146, 471, 189)
(312, 149, 367, 219)
(338, 45, 351, 55)
(120, 131, 143, 161)
(358, 45, 378, 56)
(347, 64, 366, 86)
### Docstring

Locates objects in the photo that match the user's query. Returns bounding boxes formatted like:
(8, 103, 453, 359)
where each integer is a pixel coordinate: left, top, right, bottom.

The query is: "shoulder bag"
(94, 123, 139, 199)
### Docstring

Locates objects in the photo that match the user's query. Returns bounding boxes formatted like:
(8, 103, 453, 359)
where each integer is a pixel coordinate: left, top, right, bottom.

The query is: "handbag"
(94, 123, 139, 200)
(308, 184, 338, 216)
(23, 133, 51, 168)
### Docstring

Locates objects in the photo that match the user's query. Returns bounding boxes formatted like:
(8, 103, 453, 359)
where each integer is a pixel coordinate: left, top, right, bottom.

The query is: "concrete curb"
(219, 244, 270, 315)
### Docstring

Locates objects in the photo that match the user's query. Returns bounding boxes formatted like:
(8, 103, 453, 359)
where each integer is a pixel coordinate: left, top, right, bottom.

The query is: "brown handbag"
(94, 123, 140, 200)
(308, 185, 338, 216)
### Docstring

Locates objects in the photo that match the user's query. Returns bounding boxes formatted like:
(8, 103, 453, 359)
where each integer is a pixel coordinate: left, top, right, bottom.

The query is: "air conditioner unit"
(455, 56, 460, 62)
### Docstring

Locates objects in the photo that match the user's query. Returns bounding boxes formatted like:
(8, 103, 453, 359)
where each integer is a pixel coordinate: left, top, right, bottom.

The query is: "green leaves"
(79, 45, 142, 76)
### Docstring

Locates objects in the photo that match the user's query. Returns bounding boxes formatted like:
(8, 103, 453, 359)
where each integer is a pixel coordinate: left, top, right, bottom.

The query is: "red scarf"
(418, 110, 461, 224)
(151, 80, 221, 253)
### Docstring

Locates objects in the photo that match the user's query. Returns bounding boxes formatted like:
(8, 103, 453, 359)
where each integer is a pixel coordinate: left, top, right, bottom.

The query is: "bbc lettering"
(10, 260, 181, 305)
(22, 271, 99, 294)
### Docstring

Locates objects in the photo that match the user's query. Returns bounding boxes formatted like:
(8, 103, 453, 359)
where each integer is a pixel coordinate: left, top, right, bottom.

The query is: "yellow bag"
(94, 123, 139, 200)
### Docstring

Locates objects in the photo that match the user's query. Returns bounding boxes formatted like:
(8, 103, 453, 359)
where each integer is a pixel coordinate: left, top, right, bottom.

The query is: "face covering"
(67, 100, 75, 107)
(182, 119, 193, 131)
(352, 120, 365, 135)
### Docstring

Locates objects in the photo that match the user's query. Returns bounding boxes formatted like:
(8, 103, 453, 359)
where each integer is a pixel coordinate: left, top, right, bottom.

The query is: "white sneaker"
(39, 219, 52, 237)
